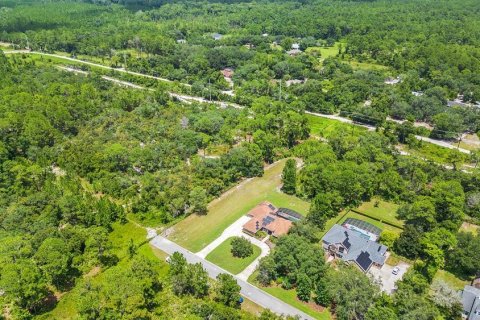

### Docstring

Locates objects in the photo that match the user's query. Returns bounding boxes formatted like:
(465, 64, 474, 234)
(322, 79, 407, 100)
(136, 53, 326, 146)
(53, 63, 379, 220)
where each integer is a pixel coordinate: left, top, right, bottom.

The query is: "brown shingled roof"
(243, 202, 293, 237)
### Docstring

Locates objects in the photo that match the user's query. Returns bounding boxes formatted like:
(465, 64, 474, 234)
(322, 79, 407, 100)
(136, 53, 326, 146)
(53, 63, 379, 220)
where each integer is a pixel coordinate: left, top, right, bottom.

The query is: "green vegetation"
(1, 0, 480, 319)
(404, 142, 470, 166)
(460, 222, 479, 235)
(307, 115, 366, 138)
(43, 222, 169, 319)
(206, 237, 261, 275)
(355, 198, 403, 228)
(305, 42, 341, 59)
(170, 159, 309, 252)
(249, 271, 331, 320)
(433, 270, 470, 291)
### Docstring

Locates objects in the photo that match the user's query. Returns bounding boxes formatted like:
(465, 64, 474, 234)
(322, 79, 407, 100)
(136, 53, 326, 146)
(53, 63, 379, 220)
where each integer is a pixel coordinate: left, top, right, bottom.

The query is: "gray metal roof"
(277, 208, 303, 221)
(461, 286, 480, 320)
(343, 218, 382, 236)
(322, 224, 387, 267)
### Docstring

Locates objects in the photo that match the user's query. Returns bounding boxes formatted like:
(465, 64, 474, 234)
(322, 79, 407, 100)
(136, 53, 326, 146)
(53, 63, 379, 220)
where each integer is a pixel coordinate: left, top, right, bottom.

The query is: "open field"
(355, 197, 403, 228)
(434, 270, 470, 291)
(307, 114, 366, 138)
(205, 237, 261, 274)
(248, 272, 331, 320)
(306, 43, 340, 59)
(170, 159, 310, 252)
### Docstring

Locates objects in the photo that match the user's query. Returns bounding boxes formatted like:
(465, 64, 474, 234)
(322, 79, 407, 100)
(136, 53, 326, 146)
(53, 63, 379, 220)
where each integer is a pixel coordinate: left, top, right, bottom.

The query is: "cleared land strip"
(5, 50, 472, 155)
(4, 50, 184, 85)
(305, 111, 471, 154)
(150, 235, 314, 320)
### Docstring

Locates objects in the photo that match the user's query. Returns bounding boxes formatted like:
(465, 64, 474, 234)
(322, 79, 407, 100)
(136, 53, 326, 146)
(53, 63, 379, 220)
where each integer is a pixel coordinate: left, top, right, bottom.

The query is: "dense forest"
(1, 0, 480, 319)
(1, 0, 480, 138)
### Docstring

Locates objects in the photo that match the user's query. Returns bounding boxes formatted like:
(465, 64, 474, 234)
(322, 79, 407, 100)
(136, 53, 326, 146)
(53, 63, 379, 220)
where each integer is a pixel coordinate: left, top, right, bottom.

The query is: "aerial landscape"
(1, 0, 480, 319)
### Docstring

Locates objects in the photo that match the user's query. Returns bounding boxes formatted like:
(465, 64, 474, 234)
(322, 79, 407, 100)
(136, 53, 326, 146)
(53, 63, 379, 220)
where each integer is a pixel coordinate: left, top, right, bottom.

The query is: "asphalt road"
(150, 235, 314, 320)
(305, 111, 471, 154)
(5, 49, 471, 155)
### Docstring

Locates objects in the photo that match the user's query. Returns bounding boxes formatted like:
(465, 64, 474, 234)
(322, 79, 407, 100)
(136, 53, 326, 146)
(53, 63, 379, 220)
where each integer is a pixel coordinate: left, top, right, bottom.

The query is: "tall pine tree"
(281, 159, 297, 195)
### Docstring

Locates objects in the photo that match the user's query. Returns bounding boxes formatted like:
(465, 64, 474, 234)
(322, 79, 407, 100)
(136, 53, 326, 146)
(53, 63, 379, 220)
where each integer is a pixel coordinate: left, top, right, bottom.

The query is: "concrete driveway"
(150, 235, 313, 320)
(196, 215, 270, 281)
(369, 262, 410, 294)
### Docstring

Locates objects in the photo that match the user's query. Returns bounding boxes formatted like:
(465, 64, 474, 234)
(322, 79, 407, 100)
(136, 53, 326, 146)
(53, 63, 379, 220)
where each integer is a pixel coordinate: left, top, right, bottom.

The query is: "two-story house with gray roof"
(321, 223, 388, 272)
(461, 285, 480, 320)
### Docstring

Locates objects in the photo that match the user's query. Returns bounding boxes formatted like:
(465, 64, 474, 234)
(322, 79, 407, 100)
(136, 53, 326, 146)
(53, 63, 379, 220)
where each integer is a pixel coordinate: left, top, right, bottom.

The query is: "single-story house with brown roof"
(242, 202, 301, 238)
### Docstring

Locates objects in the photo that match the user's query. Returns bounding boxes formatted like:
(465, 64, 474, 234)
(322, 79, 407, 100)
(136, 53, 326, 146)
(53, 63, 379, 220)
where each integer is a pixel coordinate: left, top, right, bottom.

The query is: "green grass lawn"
(307, 114, 366, 139)
(248, 272, 331, 320)
(205, 237, 261, 274)
(434, 270, 470, 291)
(355, 197, 403, 228)
(306, 43, 340, 59)
(170, 159, 310, 252)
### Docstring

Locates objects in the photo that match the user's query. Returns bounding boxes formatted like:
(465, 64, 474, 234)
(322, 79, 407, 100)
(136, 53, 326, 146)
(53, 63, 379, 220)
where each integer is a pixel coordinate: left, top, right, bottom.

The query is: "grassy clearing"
(460, 222, 479, 235)
(45, 222, 170, 319)
(307, 114, 366, 138)
(248, 272, 331, 320)
(434, 270, 470, 291)
(241, 297, 264, 315)
(170, 159, 310, 252)
(347, 60, 388, 71)
(306, 43, 340, 59)
(404, 142, 469, 165)
(355, 197, 403, 228)
(206, 237, 261, 274)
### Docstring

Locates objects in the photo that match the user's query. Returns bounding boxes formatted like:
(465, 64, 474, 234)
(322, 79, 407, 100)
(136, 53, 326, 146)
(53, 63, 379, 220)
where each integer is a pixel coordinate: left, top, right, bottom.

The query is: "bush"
(230, 237, 253, 258)
(379, 230, 399, 248)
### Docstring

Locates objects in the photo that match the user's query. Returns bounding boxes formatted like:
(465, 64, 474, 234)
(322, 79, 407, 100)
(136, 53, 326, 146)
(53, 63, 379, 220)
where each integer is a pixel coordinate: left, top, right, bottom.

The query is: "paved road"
(56, 65, 242, 109)
(150, 235, 313, 320)
(5, 49, 472, 155)
(305, 111, 471, 154)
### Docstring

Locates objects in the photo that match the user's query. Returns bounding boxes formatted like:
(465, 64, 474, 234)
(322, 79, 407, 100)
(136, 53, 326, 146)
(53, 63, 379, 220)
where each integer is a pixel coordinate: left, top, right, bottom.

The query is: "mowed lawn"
(170, 159, 310, 252)
(206, 237, 261, 274)
(434, 270, 470, 291)
(307, 114, 366, 138)
(355, 197, 403, 228)
(248, 272, 331, 320)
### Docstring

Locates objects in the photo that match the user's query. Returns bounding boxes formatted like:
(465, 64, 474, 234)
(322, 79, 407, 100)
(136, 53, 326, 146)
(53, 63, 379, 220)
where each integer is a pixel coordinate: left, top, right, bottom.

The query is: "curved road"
(150, 235, 314, 320)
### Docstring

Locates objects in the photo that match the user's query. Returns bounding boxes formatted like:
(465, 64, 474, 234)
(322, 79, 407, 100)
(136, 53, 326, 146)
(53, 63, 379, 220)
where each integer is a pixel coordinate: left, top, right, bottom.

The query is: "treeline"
(255, 127, 480, 319)
(0, 52, 310, 317)
(2, 0, 479, 136)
